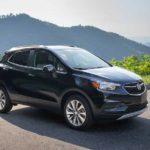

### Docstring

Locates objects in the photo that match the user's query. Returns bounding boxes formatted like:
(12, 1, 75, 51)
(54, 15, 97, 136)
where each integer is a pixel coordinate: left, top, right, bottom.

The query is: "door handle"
(28, 73, 35, 77)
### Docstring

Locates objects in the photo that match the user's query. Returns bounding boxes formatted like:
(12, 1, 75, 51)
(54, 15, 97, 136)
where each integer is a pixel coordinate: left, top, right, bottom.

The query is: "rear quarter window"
(9, 51, 30, 66)
(0, 53, 11, 63)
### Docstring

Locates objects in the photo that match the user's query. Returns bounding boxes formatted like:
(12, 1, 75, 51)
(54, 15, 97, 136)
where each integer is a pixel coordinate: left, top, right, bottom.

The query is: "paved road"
(0, 91, 150, 150)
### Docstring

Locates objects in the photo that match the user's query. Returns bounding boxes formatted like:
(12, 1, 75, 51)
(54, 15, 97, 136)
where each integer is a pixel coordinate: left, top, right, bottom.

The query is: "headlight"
(91, 81, 120, 91)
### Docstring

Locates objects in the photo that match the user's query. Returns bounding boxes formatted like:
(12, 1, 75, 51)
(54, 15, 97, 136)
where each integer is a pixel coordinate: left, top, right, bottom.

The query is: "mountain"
(0, 14, 150, 60)
(129, 37, 150, 47)
(145, 42, 150, 47)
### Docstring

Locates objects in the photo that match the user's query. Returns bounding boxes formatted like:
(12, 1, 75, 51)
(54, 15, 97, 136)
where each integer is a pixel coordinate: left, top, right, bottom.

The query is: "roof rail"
(8, 45, 46, 52)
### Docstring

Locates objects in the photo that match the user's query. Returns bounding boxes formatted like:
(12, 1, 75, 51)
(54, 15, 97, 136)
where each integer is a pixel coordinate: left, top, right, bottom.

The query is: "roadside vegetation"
(111, 54, 150, 84)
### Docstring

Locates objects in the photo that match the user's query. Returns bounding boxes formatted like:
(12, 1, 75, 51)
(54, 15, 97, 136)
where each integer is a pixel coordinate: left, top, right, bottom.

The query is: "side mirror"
(43, 64, 55, 73)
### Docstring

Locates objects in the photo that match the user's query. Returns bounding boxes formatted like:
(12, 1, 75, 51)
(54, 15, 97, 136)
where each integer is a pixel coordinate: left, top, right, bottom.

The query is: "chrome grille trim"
(123, 81, 146, 96)
(125, 83, 144, 88)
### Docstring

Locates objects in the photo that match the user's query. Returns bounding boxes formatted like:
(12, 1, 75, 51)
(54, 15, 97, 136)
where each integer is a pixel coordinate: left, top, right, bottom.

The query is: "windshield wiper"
(74, 67, 103, 70)
(86, 67, 103, 69)
(74, 67, 88, 70)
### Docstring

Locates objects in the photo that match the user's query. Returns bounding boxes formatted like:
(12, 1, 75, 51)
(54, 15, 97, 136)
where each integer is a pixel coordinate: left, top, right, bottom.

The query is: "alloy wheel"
(66, 100, 87, 126)
(0, 90, 6, 110)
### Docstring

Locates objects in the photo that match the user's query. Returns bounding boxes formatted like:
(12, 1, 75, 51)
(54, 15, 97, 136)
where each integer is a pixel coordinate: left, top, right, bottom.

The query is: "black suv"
(0, 45, 148, 130)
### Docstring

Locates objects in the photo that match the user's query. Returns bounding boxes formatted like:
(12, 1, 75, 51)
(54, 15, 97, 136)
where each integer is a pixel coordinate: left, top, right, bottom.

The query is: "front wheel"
(64, 94, 93, 130)
(0, 87, 13, 113)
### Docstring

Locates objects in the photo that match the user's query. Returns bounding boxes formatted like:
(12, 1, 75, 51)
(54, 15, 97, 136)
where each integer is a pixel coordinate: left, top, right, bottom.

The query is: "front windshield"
(54, 48, 111, 70)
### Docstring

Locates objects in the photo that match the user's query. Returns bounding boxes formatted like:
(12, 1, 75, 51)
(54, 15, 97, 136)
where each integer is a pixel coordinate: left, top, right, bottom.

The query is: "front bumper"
(117, 107, 147, 120)
(93, 90, 148, 121)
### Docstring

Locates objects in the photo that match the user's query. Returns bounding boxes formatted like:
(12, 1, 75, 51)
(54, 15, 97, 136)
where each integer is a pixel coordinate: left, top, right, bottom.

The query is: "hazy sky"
(0, 0, 150, 38)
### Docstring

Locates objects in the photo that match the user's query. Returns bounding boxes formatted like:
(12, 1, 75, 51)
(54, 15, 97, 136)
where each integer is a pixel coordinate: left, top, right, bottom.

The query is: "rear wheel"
(0, 87, 13, 113)
(64, 94, 93, 130)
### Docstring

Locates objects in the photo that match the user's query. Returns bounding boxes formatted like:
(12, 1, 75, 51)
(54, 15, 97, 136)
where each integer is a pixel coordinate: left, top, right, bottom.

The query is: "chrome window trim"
(7, 51, 68, 73)
(8, 60, 43, 71)
(7, 50, 44, 71)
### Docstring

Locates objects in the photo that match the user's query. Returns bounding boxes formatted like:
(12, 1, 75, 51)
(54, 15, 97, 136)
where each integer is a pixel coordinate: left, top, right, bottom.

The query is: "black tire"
(0, 87, 13, 113)
(64, 94, 94, 130)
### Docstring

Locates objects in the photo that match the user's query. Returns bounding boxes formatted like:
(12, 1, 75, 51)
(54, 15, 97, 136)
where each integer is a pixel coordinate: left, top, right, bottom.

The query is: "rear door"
(4, 49, 35, 103)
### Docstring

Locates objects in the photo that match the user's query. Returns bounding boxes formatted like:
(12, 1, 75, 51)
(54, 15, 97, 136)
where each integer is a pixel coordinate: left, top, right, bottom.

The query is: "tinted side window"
(34, 51, 54, 68)
(54, 57, 66, 72)
(9, 51, 30, 66)
(34, 50, 66, 72)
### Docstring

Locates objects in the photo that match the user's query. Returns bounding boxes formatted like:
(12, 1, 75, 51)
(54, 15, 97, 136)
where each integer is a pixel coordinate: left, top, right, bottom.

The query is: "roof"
(6, 45, 76, 53)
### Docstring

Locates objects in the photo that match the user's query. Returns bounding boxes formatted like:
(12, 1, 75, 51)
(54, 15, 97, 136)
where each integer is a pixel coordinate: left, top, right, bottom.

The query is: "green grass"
(142, 75, 150, 84)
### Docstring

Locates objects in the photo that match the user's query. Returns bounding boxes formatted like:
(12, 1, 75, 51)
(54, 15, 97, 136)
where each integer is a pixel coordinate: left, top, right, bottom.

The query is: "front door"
(23, 49, 70, 108)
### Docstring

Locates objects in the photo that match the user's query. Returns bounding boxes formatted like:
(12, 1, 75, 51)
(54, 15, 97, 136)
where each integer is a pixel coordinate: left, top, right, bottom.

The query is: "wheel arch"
(60, 89, 94, 116)
(0, 80, 7, 89)
(0, 80, 11, 98)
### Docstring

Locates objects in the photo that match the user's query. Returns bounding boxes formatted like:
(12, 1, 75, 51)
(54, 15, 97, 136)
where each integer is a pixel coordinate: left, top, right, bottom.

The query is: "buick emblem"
(137, 83, 141, 90)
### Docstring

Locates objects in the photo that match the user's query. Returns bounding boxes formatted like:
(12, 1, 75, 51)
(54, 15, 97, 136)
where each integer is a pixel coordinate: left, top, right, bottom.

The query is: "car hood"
(82, 66, 142, 83)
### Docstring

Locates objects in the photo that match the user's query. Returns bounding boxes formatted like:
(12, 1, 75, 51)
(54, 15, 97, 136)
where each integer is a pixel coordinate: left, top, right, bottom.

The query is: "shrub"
(110, 54, 150, 76)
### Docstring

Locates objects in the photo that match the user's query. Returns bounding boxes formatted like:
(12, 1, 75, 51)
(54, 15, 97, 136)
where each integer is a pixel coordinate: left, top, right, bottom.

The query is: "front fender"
(59, 88, 96, 114)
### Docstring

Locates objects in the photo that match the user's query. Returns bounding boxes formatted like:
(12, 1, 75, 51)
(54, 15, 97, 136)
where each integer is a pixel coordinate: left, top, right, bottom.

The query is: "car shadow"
(0, 106, 150, 150)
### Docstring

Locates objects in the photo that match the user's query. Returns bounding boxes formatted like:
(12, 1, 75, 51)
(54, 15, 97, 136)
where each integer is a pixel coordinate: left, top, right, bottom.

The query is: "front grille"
(124, 80, 145, 95)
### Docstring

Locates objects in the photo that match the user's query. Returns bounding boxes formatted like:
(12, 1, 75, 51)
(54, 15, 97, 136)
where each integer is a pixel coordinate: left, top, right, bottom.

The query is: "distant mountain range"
(0, 14, 150, 60)
(129, 37, 150, 47)
(145, 42, 150, 47)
